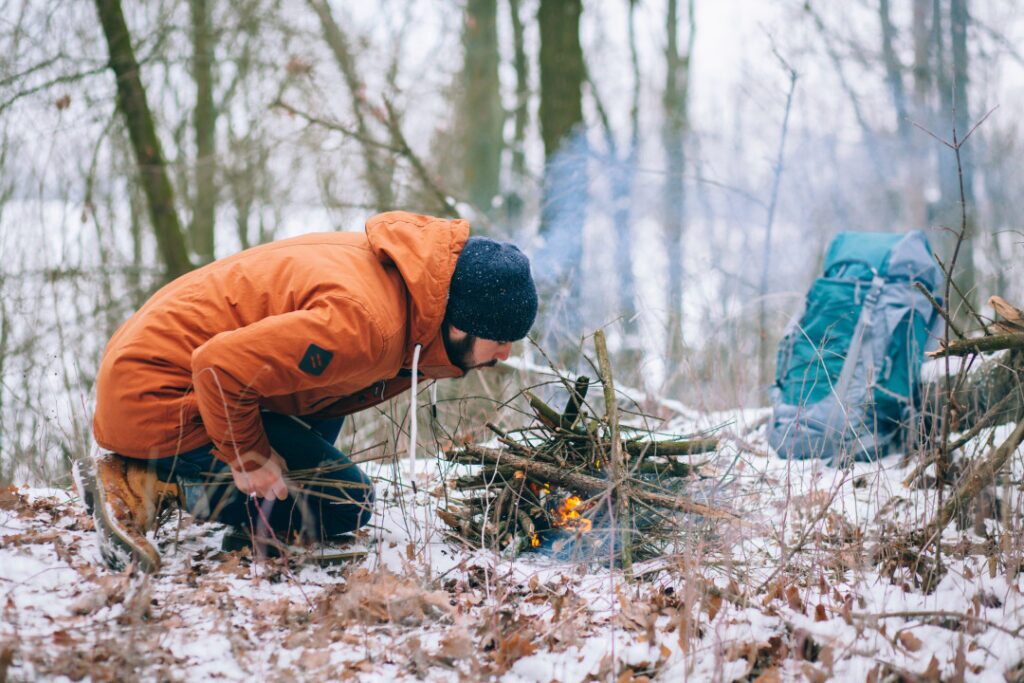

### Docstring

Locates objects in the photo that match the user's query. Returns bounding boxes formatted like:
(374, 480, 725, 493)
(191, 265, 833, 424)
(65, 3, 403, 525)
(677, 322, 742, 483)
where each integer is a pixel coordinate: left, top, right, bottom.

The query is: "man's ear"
(446, 324, 468, 343)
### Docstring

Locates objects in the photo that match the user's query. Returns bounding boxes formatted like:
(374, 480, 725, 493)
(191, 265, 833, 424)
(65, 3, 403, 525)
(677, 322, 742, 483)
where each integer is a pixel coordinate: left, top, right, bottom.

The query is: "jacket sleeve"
(190, 297, 385, 470)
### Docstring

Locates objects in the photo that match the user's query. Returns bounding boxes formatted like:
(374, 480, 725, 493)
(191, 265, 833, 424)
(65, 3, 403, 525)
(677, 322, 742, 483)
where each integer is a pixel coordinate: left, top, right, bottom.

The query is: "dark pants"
(150, 413, 374, 543)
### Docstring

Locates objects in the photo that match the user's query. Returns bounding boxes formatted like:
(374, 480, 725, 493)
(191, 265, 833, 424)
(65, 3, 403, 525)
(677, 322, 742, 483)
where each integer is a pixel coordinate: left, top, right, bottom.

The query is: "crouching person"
(82, 211, 537, 572)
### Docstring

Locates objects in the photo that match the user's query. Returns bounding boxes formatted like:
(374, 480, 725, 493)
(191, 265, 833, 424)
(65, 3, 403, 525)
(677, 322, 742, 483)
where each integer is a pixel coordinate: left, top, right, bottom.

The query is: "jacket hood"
(365, 211, 469, 376)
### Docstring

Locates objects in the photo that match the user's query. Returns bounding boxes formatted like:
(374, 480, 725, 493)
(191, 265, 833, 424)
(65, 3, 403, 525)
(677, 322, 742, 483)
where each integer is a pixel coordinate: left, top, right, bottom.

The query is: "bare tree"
(933, 0, 978, 320)
(537, 0, 586, 347)
(507, 0, 530, 216)
(307, 0, 394, 210)
(662, 0, 695, 376)
(189, 0, 217, 264)
(94, 0, 193, 280)
(458, 0, 503, 217)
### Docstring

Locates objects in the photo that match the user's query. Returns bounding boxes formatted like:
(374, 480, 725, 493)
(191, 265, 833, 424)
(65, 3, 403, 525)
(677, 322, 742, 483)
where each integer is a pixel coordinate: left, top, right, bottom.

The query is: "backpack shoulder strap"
(833, 274, 885, 401)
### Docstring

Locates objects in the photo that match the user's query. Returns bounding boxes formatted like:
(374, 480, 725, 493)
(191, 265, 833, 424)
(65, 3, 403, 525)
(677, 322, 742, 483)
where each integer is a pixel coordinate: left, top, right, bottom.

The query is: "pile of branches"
(437, 331, 739, 568)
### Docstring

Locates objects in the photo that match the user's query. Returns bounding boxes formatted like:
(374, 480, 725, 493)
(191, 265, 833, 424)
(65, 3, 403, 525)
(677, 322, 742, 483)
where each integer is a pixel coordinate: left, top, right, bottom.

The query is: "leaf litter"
(1, 410, 1024, 681)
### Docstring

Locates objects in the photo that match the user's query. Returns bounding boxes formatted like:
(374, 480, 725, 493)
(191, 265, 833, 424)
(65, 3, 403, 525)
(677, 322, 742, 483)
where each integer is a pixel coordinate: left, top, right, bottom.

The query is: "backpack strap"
(833, 274, 885, 402)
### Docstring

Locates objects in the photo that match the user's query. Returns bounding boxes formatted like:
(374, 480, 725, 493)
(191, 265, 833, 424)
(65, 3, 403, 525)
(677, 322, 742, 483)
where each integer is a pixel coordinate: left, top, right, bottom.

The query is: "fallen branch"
(928, 332, 1024, 358)
(920, 419, 1024, 547)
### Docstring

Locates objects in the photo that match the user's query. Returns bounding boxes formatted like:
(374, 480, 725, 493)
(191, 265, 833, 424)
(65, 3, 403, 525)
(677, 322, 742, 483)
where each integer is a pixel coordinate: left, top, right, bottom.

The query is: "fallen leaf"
(437, 626, 475, 660)
(302, 650, 330, 669)
(785, 585, 804, 613)
(707, 593, 723, 621)
(492, 631, 537, 671)
(898, 631, 922, 652)
(801, 663, 828, 683)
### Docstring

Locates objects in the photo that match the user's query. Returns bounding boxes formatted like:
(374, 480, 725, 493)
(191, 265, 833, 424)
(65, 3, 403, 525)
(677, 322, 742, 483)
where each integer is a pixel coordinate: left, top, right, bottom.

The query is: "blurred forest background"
(1, 0, 1022, 484)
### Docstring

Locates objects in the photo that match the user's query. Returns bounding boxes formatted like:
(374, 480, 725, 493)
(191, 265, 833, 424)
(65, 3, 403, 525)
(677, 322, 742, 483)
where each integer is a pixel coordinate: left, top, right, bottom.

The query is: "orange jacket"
(93, 211, 468, 470)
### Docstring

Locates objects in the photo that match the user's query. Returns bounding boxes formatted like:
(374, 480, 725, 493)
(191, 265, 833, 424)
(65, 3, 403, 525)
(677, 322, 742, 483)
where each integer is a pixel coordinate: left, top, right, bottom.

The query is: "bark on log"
(448, 445, 740, 521)
(928, 333, 1024, 358)
(920, 349, 1024, 434)
(922, 419, 1024, 545)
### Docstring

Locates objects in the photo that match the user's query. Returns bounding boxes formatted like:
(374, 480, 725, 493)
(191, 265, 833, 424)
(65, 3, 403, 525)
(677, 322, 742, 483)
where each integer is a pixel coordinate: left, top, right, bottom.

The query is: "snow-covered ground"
(2, 412, 1024, 682)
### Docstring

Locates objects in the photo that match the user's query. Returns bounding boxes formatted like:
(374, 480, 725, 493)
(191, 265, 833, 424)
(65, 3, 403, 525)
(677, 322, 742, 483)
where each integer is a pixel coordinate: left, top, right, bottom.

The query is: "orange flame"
(530, 533, 541, 548)
(552, 495, 593, 533)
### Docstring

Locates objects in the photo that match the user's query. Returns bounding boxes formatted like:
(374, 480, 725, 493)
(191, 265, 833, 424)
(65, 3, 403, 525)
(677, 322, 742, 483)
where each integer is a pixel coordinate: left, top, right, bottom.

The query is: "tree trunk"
(662, 0, 694, 380)
(506, 0, 529, 227)
(932, 0, 977, 325)
(94, 0, 192, 280)
(614, 0, 640, 342)
(189, 0, 217, 264)
(949, 0, 977, 316)
(905, 0, 932, 230)
(459, 0, 502, 216)
(307, 0, 393, 210)
(537, 0, 586, 344)
(508, 0, 528, 182)
(879, 0, 910, 141)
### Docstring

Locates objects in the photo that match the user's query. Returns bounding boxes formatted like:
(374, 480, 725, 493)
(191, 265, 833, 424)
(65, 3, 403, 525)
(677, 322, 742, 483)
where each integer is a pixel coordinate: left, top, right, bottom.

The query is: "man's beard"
(442, 324, 496, 372)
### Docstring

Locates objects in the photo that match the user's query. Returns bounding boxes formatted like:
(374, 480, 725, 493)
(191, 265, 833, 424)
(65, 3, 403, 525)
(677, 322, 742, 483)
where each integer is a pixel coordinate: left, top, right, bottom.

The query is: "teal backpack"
(768, 231, 942, 463)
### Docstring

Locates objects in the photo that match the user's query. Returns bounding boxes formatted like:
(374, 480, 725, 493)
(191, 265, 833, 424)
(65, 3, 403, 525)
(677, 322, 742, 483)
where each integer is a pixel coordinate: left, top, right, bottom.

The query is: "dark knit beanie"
(446, 237, 538, 341)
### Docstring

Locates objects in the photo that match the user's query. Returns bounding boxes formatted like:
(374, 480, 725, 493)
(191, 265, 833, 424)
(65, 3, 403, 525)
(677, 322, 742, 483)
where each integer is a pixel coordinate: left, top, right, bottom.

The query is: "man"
(82, 211, 538, 572)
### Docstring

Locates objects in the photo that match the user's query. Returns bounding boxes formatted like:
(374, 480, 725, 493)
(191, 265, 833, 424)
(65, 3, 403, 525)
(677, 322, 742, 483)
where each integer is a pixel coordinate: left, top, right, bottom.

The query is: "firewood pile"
(437, 331, 740, 567)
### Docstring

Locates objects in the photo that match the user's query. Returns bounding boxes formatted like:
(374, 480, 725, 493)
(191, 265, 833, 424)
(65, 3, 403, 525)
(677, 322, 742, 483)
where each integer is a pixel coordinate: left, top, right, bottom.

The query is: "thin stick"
(594, 330, 631, 575)
(914, 281, 966, 339)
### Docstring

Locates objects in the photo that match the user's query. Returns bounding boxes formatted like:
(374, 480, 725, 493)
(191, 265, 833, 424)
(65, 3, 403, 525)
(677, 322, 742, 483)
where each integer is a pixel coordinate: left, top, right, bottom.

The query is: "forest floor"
(3, 408, 1024, 682)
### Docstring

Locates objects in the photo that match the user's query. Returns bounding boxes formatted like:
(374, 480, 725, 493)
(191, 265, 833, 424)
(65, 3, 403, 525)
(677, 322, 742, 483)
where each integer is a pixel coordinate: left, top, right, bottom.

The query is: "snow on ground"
(2, 414, 1024, 682)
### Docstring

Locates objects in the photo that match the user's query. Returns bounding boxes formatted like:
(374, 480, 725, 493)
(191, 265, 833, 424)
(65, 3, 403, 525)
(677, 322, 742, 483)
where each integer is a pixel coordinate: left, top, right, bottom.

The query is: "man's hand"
(231, 449, 289, 500)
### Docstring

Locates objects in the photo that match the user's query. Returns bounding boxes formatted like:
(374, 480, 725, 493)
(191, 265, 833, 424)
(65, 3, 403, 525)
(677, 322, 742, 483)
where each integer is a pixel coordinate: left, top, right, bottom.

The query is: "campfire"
(437, 331, 739, 566)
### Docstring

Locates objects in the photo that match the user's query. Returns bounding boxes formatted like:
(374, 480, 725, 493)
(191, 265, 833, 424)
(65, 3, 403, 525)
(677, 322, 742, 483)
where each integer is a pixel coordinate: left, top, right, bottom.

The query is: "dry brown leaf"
(0, 486, 21, 510)
(753, 666, 781, 683)
(814, 603, 827, 622)
(923, 655, 941, 681)
(438, 626, 475, 660)
(492, 631, 537, 671)
(897, 631, 922, 652)
(801, 663, 829, 683)
(840, 597, 853, 625)
(302, 650, 331, 670)
(785, 585, 805, 613)
(707, 593, 723, 621)
(283, 631, 308, 649)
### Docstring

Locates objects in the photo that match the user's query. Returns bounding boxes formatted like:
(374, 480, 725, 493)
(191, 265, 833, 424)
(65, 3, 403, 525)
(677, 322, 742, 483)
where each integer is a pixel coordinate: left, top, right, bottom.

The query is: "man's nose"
(494, 344, 512, 361)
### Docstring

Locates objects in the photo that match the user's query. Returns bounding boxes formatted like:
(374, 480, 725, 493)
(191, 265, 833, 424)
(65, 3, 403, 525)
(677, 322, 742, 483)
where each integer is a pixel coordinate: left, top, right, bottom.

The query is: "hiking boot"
(89, 453, 180, 573)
